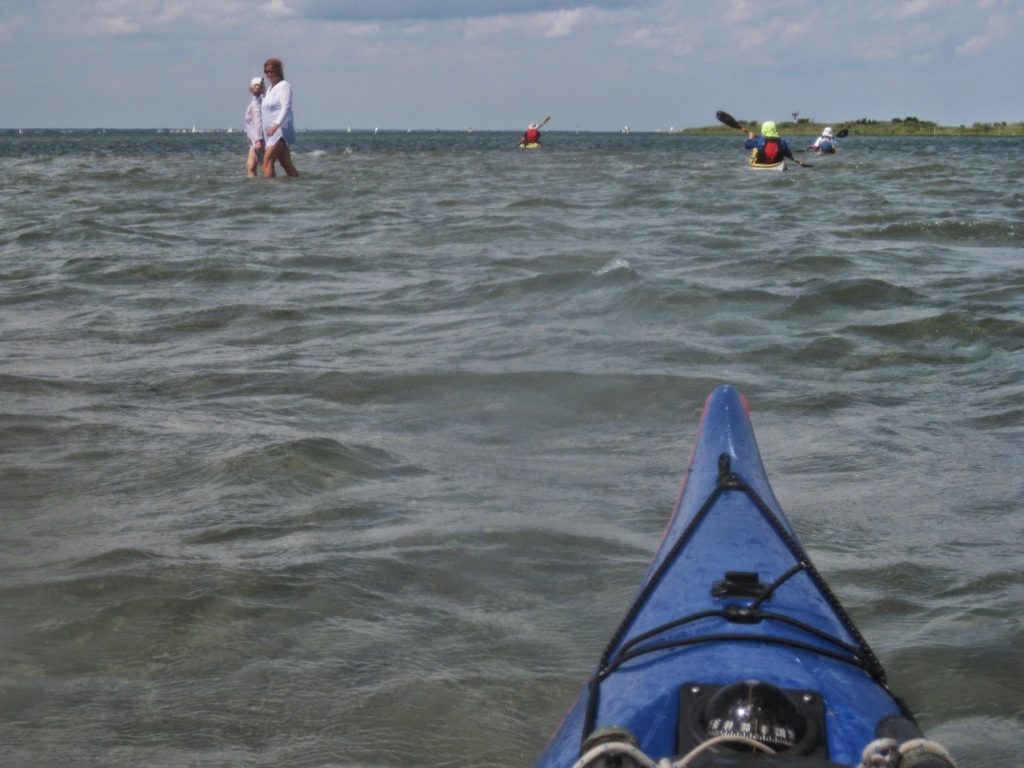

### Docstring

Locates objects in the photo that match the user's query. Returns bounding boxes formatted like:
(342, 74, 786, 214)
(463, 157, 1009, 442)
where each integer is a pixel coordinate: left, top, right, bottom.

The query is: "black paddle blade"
(716, 111, 744, 131)
(836, 128, 849, 138)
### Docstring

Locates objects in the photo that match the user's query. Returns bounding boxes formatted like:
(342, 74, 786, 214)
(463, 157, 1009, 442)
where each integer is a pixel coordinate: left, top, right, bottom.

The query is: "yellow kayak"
(748, 148, 785, 171)
(748, 159, 785, 171)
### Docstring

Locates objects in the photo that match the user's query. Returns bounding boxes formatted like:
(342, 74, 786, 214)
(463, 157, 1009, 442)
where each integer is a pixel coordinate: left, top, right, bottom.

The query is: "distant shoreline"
(678, 118, 1024, 137)
(5, 122, 1023, 136)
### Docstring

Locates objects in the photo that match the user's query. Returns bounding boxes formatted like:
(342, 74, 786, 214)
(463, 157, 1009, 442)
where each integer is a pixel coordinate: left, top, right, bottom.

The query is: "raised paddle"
(715, 110, 746, 132)
(716, 110, 810, 168)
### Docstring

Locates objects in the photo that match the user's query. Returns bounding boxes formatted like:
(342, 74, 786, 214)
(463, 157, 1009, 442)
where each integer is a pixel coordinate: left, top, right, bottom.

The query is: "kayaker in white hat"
(810, 126, 838, 155)
(520, 122, 542, 147)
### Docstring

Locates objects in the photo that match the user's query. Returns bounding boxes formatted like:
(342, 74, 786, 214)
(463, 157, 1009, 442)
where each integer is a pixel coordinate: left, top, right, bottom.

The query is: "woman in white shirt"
(261, 58, 300, 177)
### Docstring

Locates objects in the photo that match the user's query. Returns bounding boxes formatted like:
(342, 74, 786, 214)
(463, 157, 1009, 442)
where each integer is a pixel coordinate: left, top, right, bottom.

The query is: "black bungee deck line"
(580, 454, 896, 746)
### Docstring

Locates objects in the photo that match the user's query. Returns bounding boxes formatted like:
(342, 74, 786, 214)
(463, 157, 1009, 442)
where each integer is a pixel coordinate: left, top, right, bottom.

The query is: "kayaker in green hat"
(743, 120, 805, 167)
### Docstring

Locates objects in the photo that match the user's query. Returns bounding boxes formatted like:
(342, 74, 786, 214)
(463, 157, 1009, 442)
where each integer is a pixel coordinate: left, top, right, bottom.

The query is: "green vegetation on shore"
(679, 116, 1024, 136)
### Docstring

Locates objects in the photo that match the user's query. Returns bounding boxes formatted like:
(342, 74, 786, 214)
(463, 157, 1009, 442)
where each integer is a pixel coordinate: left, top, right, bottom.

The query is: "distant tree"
(891, 117, 903, 123)
(797, 117, 810, 124)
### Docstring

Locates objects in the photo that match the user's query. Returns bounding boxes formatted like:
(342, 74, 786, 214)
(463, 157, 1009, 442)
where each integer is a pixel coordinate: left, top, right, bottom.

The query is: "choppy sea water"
(1, 129, 1022, 767)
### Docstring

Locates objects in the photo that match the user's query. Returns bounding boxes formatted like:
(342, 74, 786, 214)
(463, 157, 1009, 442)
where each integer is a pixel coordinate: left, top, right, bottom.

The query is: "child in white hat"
(245, 77, 265, 177)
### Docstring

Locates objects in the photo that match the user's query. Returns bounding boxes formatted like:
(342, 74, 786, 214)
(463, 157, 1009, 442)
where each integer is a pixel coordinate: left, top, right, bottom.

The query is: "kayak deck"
(748, 159, 786, 171)
(534, 386, 950, 768)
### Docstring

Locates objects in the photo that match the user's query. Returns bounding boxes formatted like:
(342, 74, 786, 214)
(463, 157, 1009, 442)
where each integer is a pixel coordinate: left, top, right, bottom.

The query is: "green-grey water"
(1, 130, 1022, 767)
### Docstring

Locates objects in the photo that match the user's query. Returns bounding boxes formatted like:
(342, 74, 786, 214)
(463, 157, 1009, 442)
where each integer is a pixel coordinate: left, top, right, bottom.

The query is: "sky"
(3, 0, 1023, 131)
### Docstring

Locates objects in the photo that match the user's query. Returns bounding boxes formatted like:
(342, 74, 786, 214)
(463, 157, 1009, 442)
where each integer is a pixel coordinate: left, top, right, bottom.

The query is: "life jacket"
(757, 138, 782, 164)
(523, 128, 540, 144)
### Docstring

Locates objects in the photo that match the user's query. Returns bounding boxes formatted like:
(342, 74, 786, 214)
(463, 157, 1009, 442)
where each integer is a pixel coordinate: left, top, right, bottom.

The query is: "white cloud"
(260, 0, 296, 20)
(154, 1, 234, 24)
(464, 8, 591, 40)
(331, 21, 382, 37)
(955, 12, 1010, 56)
(721, 0, 756, 26)
(872, 0, 943, 21)
(62, 1, 271, 37)
(463, 14, 517, 38)
(85, 15, 141, 36)
(542, 9, 586, 38)
(733, 16, 788, 51)
(616, 24, 696, 56)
